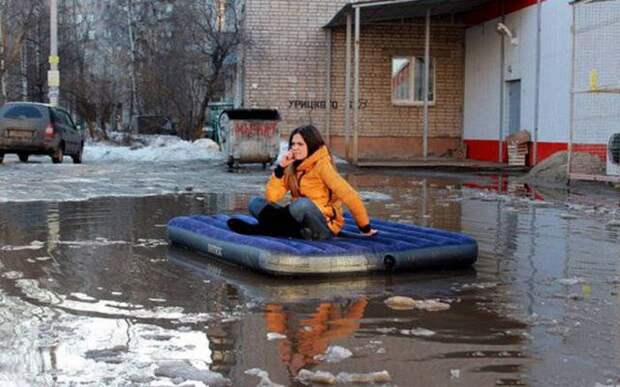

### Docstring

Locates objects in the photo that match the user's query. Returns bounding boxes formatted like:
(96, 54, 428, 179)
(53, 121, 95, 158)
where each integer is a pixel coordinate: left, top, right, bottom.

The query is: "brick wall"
(243, 1, 466, 160)
(243, 0, 345, 131)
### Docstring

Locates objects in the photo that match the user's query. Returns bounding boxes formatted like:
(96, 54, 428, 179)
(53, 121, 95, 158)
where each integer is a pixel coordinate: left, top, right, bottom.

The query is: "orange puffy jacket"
(265, 145, 370, 235)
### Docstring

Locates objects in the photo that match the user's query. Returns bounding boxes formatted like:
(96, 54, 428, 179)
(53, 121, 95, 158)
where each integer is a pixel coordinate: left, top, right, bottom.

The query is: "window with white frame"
(391, 56, 435, 104)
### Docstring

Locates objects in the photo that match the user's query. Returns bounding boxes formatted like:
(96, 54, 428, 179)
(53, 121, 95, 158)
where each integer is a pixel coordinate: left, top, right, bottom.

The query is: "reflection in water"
(264, 298, 367, 376)
(0, 171, 618, 385)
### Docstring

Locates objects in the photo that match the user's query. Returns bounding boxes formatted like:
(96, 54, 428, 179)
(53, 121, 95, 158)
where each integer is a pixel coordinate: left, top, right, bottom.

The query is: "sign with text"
(288, 99, 368, 110)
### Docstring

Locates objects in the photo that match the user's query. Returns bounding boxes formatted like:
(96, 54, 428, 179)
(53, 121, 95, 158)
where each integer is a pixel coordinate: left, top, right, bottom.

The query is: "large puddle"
(0, 171, 619, 386)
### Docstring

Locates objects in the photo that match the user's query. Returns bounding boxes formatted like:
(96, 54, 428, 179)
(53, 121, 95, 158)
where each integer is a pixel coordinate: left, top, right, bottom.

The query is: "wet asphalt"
(0, 159, 619, 386)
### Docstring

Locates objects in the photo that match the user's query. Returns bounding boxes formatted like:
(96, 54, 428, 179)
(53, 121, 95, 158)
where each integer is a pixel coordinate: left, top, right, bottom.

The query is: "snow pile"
(517, 151, 604, 185)
(84, 134, 223, 163)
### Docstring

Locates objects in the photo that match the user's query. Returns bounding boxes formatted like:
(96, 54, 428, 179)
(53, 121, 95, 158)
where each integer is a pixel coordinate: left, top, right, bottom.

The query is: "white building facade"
(463, 0, 579, 164)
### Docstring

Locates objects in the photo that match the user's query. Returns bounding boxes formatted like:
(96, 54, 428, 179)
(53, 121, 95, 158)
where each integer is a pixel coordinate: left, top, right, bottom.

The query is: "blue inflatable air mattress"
(167, 214, 477, 276)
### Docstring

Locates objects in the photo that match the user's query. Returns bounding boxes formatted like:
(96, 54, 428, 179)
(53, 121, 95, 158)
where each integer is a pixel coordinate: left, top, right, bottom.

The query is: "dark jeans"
(249, 196, 333, 240)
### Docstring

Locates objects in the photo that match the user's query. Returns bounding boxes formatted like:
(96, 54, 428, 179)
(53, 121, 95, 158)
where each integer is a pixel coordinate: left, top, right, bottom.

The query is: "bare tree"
(0, 0, 40, 104)
(56, 0, 127, 140)
(134, 0, 246, 140)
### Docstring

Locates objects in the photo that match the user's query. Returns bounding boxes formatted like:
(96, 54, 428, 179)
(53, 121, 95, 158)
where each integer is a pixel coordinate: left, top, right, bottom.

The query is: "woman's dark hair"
(288, 125, 325, 158)
(284, 125, 329, 198)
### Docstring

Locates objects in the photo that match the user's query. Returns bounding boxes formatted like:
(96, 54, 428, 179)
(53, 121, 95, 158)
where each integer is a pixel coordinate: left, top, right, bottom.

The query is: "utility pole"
(48, 0, 59, 106)
(0, 1, 7, 102)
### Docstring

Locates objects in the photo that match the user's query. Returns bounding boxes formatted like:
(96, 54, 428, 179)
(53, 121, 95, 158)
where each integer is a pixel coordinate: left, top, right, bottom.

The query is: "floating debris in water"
(245, 368, 284, 387)
(1, 241, 44, 251)
(556, 277, 586, 286)
(450, 369, 461, 379)
(135, 239, 168, 248)
(385, 296, 450, 311)
(314, 346, 352, 363)
(296, 369, 391, 385)
(296, 369, 336, 385)
(266, 332, 286, 341)
(154, 360, 230, 386)
(2, 271, 23, 279)
(400, 328, 436, 337)
(457, 282, 498, 291)
(337, 371, 391, 384)
(70, 293, 97, 301)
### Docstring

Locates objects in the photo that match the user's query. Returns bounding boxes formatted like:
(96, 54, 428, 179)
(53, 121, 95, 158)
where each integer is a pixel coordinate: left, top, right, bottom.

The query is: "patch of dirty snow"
(266, 332, 287, 341)
(1, 241, 45, 251)
(384, 296, 450, 311)
(314, 346, 352, 363)
(245, 368, 285, 387)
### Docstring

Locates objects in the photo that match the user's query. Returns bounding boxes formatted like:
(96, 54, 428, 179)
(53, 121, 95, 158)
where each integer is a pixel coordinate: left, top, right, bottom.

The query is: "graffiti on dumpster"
(288, 99, 369, 110)
(233, 122, 277, 137)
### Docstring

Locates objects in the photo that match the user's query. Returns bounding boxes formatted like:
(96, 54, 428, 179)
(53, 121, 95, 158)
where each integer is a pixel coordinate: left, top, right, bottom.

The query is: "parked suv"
(0, 102, 84, 164)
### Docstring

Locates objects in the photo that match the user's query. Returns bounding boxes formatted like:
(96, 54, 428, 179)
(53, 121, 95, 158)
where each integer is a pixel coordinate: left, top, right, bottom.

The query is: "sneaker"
(299, 227, 314, 240)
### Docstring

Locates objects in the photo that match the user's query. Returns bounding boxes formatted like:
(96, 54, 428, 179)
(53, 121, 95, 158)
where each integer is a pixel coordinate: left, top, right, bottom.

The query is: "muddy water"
(0, 172, 619, 386)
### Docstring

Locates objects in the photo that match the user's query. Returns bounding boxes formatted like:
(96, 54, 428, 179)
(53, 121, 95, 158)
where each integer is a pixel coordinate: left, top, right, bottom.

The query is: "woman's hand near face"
(279, 150, 295, 168)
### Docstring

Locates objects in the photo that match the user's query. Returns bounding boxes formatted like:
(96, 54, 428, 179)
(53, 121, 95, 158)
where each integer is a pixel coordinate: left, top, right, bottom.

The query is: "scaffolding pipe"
(325, 29, 332, 146)
(533, 0, 542, 164)
(423, 8, 430, 159)
(344, 13, 352, 160)
(567, 5, 576, 183)
(353, 6, 360, 164)
(498, 18, 506, 163)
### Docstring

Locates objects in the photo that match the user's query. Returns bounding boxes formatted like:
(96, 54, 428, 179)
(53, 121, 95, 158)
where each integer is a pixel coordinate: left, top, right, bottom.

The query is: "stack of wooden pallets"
(505, 130, 531, 166)
(507, 143, 528, 166)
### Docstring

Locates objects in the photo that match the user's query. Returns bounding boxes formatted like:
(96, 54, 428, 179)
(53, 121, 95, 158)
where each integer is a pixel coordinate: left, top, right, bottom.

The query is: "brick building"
(238, 0, 612, 167)
(240, 0, 480, 162)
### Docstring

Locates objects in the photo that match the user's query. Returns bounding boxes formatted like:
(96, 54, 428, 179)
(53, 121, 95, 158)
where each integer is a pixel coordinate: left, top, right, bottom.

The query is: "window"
(3, 105, 43, 119)
(59, 110, 76, 128)
(391, 56, 435, 104)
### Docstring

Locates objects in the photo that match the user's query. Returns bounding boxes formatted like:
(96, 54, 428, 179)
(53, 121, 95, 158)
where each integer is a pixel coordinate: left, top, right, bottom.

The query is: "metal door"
(507, 80, 521, 135)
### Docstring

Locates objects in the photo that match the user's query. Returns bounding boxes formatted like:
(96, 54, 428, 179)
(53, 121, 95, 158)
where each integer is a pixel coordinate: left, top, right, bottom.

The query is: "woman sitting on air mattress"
(227, 124, 378, 240)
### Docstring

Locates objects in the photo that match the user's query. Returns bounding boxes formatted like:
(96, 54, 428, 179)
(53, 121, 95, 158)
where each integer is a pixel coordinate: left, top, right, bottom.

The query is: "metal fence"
(570, 0, 620, 183)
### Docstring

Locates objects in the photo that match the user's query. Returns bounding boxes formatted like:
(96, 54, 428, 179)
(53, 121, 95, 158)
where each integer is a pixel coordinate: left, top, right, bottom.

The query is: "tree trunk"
(194, 94, 210, 141)
(86, 121, 96, 140)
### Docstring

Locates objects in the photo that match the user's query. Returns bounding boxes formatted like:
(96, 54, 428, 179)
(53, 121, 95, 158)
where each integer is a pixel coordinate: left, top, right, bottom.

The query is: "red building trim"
(465, 139, 608, 165)
(464, 0, 544, 26)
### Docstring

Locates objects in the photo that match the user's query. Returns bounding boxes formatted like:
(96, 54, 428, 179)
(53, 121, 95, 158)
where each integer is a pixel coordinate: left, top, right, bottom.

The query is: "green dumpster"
(206, 102, 233, 144)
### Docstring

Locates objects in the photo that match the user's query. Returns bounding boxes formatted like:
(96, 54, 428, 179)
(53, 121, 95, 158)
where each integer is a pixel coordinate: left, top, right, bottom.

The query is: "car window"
(61, 111, 76, 128)
(3, 105, 44, 119)
(52, 109, 69, 126)
(50, 110, 61, 125)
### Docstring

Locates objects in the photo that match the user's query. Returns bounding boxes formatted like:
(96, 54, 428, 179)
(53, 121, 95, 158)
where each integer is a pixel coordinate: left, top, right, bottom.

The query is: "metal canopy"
(324, 0, 493, 28)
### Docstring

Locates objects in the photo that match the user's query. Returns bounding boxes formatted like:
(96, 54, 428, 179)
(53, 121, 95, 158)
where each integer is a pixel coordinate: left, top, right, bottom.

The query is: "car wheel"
(18, 153, 29, 163)
(72, 144, 83, 164)
(0, 153, 4, 164)
(52, 145, 64, 164)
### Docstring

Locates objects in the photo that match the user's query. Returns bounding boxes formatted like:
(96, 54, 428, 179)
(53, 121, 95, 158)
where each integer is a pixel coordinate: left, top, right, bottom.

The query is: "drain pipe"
(533, 0, 542, 165)
(498, 15, 506, 164)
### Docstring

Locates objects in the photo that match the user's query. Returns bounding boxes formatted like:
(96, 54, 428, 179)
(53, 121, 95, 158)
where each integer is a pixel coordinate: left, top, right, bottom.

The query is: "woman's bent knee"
(249, 197, 268, 218)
